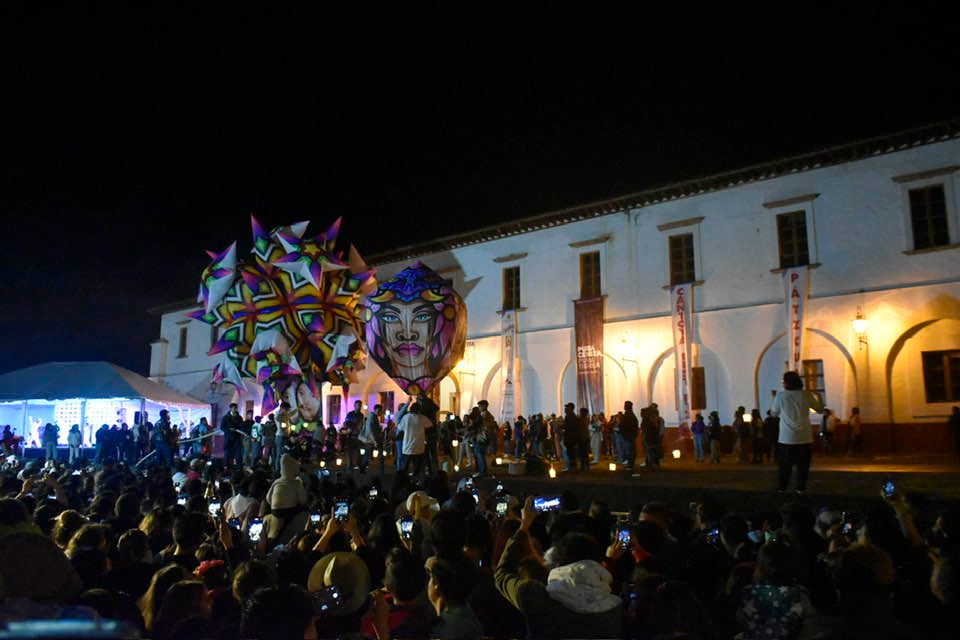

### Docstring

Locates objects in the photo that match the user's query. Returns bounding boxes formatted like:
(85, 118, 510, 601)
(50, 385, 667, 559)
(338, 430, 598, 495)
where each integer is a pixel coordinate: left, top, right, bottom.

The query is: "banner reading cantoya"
(784, 267, 809, 372)
(670, 283, 693, 427)
(574, 297, 605, 415)
(500, 310, 518, 424)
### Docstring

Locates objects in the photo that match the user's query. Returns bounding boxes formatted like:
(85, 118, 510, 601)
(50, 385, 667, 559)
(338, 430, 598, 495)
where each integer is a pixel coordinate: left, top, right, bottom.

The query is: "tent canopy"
(0, 361, 208, 406)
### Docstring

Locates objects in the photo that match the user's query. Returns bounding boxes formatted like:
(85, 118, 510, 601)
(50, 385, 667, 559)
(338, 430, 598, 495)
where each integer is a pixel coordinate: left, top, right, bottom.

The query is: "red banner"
(574, 297, 605, 415)
(671, 284, 693, 426)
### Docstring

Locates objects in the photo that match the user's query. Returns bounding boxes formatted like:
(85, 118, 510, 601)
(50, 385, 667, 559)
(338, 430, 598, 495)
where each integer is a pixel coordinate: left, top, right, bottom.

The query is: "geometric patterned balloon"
(190, 215, 377, 415)
(364, 261, 467, 396)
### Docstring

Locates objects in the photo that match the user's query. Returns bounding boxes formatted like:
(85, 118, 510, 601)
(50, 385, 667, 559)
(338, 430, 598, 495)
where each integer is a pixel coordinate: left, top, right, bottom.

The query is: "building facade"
(150, 121, 960, 452)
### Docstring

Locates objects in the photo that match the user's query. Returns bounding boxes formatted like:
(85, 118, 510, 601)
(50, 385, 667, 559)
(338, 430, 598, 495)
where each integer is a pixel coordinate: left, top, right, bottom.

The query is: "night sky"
(1, 5, 957, 375)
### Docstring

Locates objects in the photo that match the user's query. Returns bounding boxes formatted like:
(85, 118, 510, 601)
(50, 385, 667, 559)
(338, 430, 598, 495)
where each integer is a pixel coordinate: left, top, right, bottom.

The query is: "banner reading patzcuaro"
(574, 297, 605, 415)
(784, 267, 808, 371)
(670, 283, 693, 427)
(500, 310, 518, 424)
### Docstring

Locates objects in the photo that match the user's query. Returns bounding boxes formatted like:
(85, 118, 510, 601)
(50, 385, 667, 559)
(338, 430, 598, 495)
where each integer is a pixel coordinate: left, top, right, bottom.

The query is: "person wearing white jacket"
(398, 402, 430, 477)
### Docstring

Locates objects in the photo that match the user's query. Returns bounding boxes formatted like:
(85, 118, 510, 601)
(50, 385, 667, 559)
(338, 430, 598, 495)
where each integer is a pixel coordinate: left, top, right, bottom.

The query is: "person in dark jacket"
(562, 404, 587, 472)
(620, 401, 639, 472)
(220, 403, 244, 469)
(708, 411, 723, 463)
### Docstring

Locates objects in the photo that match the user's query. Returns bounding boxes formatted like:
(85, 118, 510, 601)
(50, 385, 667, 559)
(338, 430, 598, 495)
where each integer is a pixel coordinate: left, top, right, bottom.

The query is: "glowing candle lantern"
(672, 449, 681, 459)
(319, 460, 326, 468)
(608, 462, 617, 471)
(451, 439, 459, 448)
(336, 458, 342, 466)
(454, 464, 460, 472)
(372, 450, 379, 458)
(359, 448, 366, 455)
(548, 466, 557, 479)
(495, 457, 503, 465)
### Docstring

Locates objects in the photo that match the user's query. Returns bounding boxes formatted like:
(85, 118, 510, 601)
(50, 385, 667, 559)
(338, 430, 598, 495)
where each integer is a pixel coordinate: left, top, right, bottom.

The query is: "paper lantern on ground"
(365, 262, 467, 396)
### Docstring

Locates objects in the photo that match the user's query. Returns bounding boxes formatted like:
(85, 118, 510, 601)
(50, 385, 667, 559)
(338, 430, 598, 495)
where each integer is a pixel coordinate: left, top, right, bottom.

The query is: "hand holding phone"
(397, 516, 414, 540)
(618, 528, 632, 549)
(533, 495, 561, 513)
(248, 517, 264, 542)
(495, 498, 508, 517)
(334, 500, 349, 522)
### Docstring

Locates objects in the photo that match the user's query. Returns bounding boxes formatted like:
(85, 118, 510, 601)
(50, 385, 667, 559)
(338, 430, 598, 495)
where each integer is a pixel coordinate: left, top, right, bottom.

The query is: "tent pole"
(80, 400, 87, 446)
(21, 400, 28, 443)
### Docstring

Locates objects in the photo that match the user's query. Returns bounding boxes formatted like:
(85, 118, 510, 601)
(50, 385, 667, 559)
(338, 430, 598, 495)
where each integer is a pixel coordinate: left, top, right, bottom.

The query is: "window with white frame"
(579, 251, 602, 299)
(776, 210, 810, 268)
(909, 184, 951, 250)
(668, 233, 696, 285)
(502, 266, 521, 310)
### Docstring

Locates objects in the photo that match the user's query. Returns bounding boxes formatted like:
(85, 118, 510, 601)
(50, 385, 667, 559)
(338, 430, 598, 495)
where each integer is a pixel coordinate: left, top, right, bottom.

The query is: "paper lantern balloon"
(191, 215, 377, 415)
(365, 261, 467, 396)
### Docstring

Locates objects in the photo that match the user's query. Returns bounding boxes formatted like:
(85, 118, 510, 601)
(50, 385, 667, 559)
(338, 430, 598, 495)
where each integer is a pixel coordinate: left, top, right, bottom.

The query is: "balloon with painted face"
(365, 262, 467, 396)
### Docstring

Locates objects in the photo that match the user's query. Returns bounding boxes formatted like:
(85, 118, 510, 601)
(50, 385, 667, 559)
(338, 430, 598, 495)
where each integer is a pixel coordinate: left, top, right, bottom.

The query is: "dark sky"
(1, 4, 957, 375)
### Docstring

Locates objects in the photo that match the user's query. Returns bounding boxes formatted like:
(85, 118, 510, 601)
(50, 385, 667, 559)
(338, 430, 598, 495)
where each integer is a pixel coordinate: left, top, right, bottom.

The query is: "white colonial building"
(150, 120, 960, 452)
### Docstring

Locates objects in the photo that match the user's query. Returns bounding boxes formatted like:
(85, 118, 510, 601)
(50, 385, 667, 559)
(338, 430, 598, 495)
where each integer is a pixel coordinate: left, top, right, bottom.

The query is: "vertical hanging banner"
(784, 267, 809, 371)
(574, 297, 605, 415)
(500, 310, 518, 424)
(670, 284, 693, 427)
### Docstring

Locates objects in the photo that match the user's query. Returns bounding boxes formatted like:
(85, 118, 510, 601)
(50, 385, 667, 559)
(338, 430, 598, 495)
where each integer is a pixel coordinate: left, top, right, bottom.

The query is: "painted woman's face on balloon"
(380, 302, 437, 379)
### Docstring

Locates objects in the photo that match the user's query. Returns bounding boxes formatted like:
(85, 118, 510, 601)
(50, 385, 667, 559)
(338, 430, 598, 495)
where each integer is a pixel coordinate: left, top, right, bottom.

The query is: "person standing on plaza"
(770, 370, 824, 493)
(819, 408, 838, 455)
(344, 400, 365, 469)
(220, 403, 244, 469)
(67, 423, 82, 466)
(274, 401, 291, 472)
(620, 401, 639, 471)
(550, 414, 564, 462)
(750, 409, 765, 464)
(691, 412, 707, 462)
(42, 422, 60, 462)
(589, 413, 604, 464)
(641, 406, 660, 470)
(153, 409, 174, 467)
(763, 410, 779, 462)
(846, 407, 863, 456)
(240, 409, 255, 467)
(561, 403, 581, 471)
(417, 394, 440, 474)
(473, 399, 496, 477)
(733, 406, 749, 463)
(708, 411, 723, 463)
(359, 403, 384, 474)
(948, 406, 960, 459)
(259, 413, 277, 464)
(398, 402, 429, 477)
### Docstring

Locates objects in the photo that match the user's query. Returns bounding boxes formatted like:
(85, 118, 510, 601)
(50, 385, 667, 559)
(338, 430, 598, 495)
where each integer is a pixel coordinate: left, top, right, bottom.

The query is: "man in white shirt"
(398, 402, 430, 477)
(770, 370, 824, 493)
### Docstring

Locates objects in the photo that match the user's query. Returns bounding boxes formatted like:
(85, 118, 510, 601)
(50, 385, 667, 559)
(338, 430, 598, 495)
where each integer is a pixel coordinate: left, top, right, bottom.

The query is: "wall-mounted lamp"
(853, 306, 868, 350)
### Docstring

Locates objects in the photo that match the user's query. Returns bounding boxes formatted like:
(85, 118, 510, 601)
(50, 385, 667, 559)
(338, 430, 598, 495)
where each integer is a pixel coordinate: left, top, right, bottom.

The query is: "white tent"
(0, 361, 209, 446)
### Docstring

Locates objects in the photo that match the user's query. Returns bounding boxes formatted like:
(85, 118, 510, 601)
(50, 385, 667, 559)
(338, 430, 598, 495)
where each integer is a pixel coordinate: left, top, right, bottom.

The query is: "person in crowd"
(398, 402, 429, 477)
(475, 400, 497, 476)
(562, 403, 584, 472)
(846, 406, 863, 456)
(736, 541, 813, 639)
(589, 413, 603, 464)
(763, 409, 779, 463)
(359, 403, 383, 474)
(820, 407, 839, 455)
(641, 406, 661, 470)
(67, 424, 82, 466)
(733, 406, 750, 464)
(691, 412, 707, 463)
(620, 401, 639, 472)
(770, 370, 824, 493)
(274, 401, 292, 472)
(153, 410, 175, 467)
(708, 411, 723, 463)
(240, 409, 256, 467)
(42, 422, 60, 462)
(220, 403, 244, 469)
(750, 409, 765, 464)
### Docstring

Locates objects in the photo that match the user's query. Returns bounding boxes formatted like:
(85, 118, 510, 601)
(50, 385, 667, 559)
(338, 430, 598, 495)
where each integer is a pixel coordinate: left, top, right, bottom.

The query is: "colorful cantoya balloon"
(365, 262, 467, 396)
(191, 216, 377, 415)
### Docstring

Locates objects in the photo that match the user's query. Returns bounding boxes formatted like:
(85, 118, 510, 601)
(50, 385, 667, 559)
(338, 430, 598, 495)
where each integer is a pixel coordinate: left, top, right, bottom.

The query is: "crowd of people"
(1, 435, 959, 639)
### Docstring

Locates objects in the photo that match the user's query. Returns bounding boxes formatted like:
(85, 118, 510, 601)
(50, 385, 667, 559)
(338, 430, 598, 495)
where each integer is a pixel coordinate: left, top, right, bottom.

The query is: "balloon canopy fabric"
(191, 216, 377, 415)
(365, 261, 467, 396)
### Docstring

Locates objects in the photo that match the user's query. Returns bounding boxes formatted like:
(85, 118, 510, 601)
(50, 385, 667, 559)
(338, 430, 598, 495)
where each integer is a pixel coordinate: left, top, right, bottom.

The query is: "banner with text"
(670, 283, 693, 427)
(784, 267, 809, 372)
(500, 310, 518, 424)
(574, 297, 605, 415)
